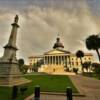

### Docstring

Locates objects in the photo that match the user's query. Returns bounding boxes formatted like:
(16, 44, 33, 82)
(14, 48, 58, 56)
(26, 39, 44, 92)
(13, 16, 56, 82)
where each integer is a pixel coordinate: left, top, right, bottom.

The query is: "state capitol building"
(28, 37, 93, 73)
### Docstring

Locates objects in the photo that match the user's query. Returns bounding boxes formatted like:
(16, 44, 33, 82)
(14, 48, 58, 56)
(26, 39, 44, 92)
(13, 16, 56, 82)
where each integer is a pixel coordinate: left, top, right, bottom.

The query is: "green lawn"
(0, 74, 78, 100)
(83, 73, 100, 80)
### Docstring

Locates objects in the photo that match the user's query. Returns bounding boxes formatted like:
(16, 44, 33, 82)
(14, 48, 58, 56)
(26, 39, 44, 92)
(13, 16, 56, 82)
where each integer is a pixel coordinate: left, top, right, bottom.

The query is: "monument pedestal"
(0, 62, 31, 86)
(0, 77, 31, 87)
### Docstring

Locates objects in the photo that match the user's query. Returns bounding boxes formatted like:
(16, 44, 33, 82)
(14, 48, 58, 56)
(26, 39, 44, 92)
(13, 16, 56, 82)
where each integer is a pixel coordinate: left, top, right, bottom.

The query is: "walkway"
(70, 75, 100, 100)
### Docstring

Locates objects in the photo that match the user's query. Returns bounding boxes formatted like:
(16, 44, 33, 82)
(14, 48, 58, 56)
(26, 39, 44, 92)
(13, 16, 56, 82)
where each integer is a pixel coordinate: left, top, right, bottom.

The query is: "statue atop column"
(1, 15, 20, 62)
(0, 15, 31, 86)
(14, 15, 19, 23)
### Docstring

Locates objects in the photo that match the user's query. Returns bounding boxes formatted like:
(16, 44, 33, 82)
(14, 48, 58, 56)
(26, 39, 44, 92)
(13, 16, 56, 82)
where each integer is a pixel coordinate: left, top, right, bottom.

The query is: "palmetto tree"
(86, 35, 100, 61)
(76, 50, 84, 72)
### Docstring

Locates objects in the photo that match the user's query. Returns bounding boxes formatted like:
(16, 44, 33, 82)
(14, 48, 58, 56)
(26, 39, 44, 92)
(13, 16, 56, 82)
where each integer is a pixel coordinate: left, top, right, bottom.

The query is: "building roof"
(29, 55, 43, 59)
(70, 53, 93, 56)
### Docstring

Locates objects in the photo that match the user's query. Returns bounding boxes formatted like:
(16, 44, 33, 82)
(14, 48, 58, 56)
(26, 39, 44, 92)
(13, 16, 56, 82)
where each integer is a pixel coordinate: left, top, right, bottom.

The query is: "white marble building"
(29, 37, 93, 74)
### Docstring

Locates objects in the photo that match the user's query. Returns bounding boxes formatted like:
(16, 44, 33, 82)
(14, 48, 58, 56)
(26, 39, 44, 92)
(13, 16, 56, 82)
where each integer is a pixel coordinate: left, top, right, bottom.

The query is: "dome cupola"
(53, 37, 64, 49)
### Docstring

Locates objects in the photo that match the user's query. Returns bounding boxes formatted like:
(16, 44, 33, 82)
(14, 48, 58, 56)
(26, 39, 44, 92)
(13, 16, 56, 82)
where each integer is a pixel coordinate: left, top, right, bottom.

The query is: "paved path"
(70, 75, 100, 100)
(25, 75, 100, 100)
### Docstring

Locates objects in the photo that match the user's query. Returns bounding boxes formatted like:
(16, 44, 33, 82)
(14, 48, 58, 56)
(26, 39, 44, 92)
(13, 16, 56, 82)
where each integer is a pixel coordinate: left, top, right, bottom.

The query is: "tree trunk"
(80, 57, 83, 72)
(96, 49, 100, 62)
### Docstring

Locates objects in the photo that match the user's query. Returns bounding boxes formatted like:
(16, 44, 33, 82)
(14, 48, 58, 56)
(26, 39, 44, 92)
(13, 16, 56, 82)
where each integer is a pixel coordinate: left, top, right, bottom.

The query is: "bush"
(73, 68, 78, 74)
(92, 63, 100, 74)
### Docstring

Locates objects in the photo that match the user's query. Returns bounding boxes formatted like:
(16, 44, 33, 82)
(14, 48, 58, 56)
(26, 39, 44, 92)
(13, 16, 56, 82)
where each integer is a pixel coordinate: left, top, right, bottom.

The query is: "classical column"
(59, 56, 61, 65)
(51, 56, 52, 65)
(68, 55, 71, 68)
(57, 56, 59, 65)
(44, 56, 45, 65)
(64, 55, 67, 66)
(63, 55, 65, 65)
(54, 56, 55, 65)
(47, 56, 48, 65)
(61, 56, 63, 65)
(52, 56, 53, 64)
(56, 56, 58, 65)
(55, 56, 56, 65)
(55, 56, 57, 65)
(50, 56, 52, 65)
(45, 56, 47, 65)
(48, 56, 49, 65)
(61, 56, 62, 65)
(52, 56, 54, 64)
(64, 55, 66, 65)
(49, 56, 51, 65)
(52, 56, 53, 65)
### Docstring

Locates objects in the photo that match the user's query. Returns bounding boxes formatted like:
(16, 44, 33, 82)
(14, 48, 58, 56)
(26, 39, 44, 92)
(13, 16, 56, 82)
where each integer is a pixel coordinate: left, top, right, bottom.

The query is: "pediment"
(44, 49, 67, 55)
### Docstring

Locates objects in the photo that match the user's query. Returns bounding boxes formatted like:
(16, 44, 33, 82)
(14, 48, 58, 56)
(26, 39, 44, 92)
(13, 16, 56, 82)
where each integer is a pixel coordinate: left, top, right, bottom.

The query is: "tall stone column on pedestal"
(0, 15, 31, 86)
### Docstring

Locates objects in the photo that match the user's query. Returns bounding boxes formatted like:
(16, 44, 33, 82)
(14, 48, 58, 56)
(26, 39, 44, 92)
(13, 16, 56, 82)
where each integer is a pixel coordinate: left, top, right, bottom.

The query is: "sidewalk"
(69, 75, 100, 100)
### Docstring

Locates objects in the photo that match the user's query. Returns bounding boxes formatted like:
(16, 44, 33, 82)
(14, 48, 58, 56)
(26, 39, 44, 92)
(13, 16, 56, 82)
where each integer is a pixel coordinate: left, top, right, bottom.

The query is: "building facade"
(28, 37, 93, 73)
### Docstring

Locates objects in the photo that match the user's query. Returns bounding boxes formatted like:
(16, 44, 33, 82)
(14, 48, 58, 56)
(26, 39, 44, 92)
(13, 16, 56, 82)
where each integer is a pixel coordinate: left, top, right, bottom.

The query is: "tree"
(73, 68, 78, 74)
(18, 59, 27, 74)
(32, 59, 44, 72)
(82, 61, 91, 72)
(92, 63, 100, 74)
(86, 35, 100, 61)
(76, 50, 84, 72)
(18, 59, 24, 66)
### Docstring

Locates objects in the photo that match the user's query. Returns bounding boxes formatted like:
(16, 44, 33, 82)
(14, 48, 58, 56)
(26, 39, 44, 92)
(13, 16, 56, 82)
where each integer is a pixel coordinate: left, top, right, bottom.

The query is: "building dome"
(53, 37, 64, 49)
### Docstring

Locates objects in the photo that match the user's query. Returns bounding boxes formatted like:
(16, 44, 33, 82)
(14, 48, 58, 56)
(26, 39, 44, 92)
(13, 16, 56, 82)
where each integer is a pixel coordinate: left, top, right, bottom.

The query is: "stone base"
(52, 72, 76, 75)
(0, 77, 31, 87)
(39, 65, 76, 75)
(39, 65, 65, 74)
(0, 62, 31, 87)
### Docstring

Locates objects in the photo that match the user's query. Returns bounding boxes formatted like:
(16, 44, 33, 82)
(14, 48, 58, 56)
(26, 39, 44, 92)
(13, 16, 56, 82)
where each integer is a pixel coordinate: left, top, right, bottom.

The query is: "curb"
(25, 92, 85, 100)
(41, 92, 85, 97)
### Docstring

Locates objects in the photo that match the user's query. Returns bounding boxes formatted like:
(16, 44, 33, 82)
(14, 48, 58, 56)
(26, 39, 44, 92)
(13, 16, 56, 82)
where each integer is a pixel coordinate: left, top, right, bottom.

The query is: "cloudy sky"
(0, 0, 100, 63)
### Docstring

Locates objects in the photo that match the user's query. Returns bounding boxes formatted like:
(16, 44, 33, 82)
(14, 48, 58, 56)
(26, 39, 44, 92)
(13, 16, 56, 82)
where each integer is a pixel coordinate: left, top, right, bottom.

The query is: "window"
(76, 62, 78, 66)
(89, 58, 91, 60)
(72, 62, 74, 66)
(84, 58, 86, 60)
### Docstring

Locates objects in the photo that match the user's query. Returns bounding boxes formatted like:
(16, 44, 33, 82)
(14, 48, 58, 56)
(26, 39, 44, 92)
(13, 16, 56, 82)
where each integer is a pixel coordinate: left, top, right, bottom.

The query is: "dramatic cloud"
(0, 0, 100, 63)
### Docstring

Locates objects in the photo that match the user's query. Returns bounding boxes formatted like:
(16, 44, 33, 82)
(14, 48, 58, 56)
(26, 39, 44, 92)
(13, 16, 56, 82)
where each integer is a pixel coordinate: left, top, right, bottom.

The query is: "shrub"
(73, 68, 78, 74)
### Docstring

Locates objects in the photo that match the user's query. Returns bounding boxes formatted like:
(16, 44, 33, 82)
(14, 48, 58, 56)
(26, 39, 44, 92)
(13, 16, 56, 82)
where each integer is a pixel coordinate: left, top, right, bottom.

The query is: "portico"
(38, 37, 71, 73)
(44, 55, 69, 65)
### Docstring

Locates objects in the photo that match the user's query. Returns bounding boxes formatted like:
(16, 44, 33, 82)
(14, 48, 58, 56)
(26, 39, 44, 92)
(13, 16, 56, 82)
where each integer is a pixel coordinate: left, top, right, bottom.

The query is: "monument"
(0, 15, 31, 86)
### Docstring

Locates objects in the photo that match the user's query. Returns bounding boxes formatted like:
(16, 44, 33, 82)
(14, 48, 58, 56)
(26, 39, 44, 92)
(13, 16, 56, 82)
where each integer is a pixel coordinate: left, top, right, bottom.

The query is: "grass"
(0, 87, 12, 100)
(0, 74, 78, 100)
(83, 73, 100, 80)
